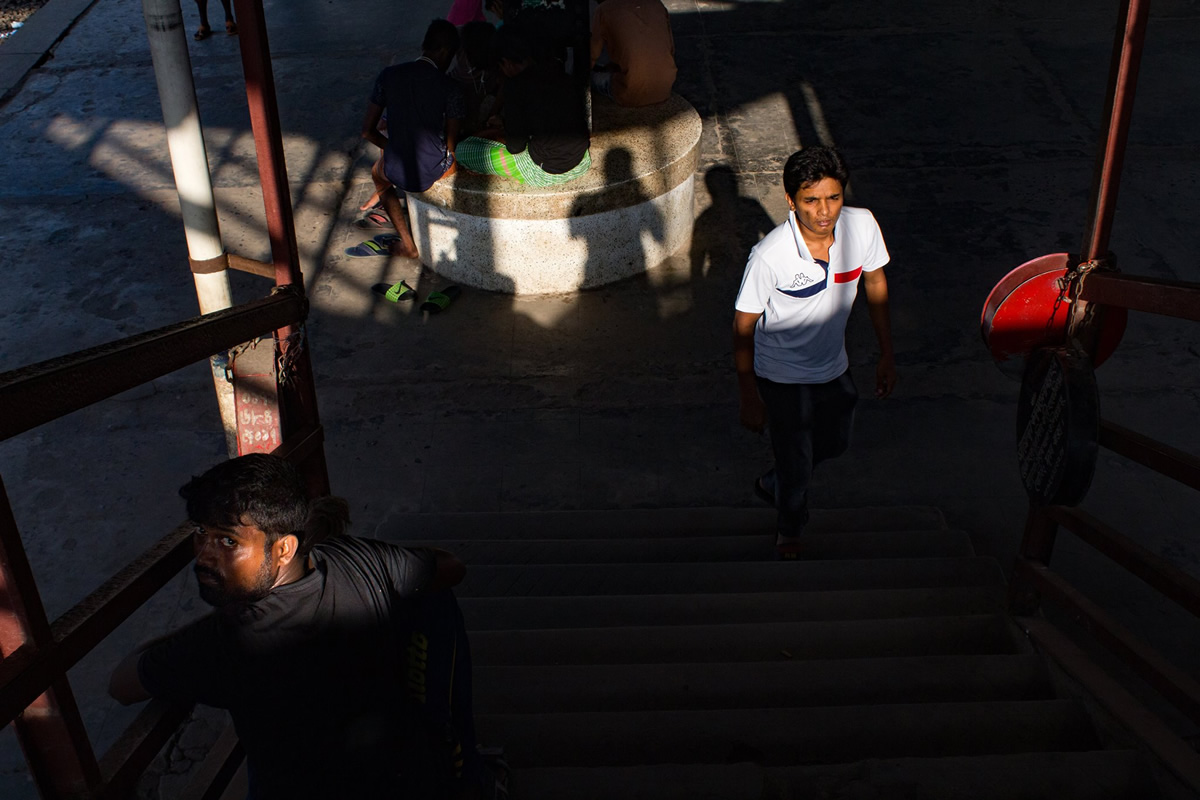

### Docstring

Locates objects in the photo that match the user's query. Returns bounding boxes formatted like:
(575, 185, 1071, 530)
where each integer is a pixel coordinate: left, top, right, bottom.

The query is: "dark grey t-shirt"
(139, 536, 437, 799)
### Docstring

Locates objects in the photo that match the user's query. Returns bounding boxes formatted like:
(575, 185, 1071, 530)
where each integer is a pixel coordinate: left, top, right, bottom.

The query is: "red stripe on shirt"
(834, 266, 863, 284)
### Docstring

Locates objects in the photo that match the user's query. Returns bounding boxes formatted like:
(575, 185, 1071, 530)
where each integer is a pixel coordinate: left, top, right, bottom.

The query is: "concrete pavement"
(2, 0, 1200, 795)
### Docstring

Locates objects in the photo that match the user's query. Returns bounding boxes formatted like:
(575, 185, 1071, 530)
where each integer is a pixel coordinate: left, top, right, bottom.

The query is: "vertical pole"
(1078, 0, 1151, 262)
(1009, 504, 1060, 616)
(1070, 0, 1150, 359)
(141, 0, 239, 456)
(231, 0, 329, 494)
(0, 476, 100, 798)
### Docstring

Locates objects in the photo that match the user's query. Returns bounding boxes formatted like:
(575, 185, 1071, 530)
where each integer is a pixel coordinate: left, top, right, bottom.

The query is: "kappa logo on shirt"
(778, 266, 827, 299)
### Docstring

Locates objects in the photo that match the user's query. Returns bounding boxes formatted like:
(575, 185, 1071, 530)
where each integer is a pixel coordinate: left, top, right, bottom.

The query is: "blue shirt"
(370, 58, 465, 192)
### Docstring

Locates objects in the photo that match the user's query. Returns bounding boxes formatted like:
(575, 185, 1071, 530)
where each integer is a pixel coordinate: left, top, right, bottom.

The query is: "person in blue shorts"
(360, 20, 466, 257)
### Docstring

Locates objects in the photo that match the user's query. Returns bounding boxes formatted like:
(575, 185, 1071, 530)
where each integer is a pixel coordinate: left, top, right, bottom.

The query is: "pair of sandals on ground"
(346, 205, 461, 313)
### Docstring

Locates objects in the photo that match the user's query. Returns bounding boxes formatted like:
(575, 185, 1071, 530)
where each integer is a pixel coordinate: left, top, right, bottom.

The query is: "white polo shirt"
(735, 206, 889, 384)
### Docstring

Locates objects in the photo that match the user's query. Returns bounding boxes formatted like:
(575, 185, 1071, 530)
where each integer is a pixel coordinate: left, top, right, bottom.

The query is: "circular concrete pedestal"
(407, 94, 702, 295)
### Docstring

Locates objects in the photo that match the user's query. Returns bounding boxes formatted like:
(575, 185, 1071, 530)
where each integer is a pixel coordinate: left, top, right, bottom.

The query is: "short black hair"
(422, 18, 460, 54)
(783, 145, 849, 199)
(180, 454, 310, 549)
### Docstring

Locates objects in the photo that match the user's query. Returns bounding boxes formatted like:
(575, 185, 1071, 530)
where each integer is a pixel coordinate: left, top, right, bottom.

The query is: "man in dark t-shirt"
(360, 19, 465, 258)
(109, 455, 491, 799)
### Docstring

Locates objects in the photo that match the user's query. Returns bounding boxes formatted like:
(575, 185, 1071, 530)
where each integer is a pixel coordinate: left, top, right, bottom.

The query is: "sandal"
(776, 534, 802, 561)
(371, 280, 416, 302)
(420, 286, 461, 314)
(477, 748, 509, 800)
(344, 239, 390, 257)
(354, 208, 393, 229)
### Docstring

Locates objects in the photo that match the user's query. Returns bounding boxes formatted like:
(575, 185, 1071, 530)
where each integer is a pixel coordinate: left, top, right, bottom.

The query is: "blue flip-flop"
(344, 233, 403, 257)
(344, 239, 389, 257)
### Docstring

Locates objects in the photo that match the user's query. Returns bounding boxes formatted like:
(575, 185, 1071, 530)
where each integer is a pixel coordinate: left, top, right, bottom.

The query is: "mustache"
(194, 565, 222, 582)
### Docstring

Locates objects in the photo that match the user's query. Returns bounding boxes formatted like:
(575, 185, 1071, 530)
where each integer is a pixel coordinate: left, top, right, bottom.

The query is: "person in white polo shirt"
(733, 146, 897, 558)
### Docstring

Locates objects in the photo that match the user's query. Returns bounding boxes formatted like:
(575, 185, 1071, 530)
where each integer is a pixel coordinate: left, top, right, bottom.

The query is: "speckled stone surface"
(407, 93, 702, 293)
(410, 177, 694, 294)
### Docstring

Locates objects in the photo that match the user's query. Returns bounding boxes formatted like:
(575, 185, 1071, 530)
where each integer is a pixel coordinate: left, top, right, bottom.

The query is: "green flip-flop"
(420, 286, 461, 314)
(371, 280, 416, 302)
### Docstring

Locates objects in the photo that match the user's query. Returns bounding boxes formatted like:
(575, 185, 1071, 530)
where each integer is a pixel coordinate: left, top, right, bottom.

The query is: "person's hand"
(876, 354, 898, 399)
(739, 391, 767, 432)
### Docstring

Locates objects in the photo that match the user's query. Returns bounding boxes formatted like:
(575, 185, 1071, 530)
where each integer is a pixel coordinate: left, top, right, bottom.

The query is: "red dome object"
(981, 253, 1126, 368)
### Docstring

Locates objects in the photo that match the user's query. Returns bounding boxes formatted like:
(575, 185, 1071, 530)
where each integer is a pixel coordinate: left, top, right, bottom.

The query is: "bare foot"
(359, 190, 383, 212)
(388, 241, 419, 259)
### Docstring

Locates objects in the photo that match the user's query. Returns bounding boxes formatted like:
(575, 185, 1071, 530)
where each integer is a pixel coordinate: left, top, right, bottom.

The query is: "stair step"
(473, 654, 1054, 713)
(477, 700, 1101, 767)
(377, 506, 947, 541)
(457, 557, 1004, 597)
(471, 615, 1022, 665)
(415, 529, 976, 564)
(460, 585, 1006, 630)
(511, 750, 1151, 800)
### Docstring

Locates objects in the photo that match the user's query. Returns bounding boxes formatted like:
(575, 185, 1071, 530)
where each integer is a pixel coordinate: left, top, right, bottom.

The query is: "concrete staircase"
(392, 507, 1170, 799)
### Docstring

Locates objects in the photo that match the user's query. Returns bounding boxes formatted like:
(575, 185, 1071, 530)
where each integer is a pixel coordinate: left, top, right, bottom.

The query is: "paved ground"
(1, 0, 1200, 795)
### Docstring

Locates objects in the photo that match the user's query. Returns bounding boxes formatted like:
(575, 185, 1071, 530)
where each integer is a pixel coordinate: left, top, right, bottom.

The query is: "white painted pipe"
(142, 0, 238, 455)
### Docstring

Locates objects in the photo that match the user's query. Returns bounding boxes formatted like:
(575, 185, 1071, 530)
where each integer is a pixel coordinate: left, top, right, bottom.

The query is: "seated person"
(456, 29, 590, 186)
(108, 454, 498, 800)
(590, 0, 676, 107)
(360, 20, 465, 257)
(449, 21, 500, 133)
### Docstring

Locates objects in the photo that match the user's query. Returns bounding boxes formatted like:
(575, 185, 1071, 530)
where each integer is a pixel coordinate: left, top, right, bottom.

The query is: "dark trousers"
(757, 371, 858, 536)
(394, 591, 484, 797)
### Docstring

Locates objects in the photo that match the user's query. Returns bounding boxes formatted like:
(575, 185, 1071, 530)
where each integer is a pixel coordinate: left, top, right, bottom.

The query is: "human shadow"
(569, 146, 665, 292)
(689, 164, 774, 297)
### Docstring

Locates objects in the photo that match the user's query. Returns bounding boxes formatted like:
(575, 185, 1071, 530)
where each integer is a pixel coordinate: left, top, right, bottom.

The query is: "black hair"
(179, 454, 348, 554)
(461, 21, 496, 71)
(422, 18, 460, 54)
(783, 145, 849, 199)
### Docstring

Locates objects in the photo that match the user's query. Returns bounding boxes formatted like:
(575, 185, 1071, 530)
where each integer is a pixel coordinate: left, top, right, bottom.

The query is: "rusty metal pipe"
(1080, 0, 1151, 261)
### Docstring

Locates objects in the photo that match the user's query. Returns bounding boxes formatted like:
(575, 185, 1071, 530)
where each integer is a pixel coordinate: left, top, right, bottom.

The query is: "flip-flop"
(194, 26, 212, 40)
(776, 535, 802, 561)
(371, 280, 416, 302)
(344, 239, 390, 257)
(354, 209, 393, 229)
(420, 286, 461, 314)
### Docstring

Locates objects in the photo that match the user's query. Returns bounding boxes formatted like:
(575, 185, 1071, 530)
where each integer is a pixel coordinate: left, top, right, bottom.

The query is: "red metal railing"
(0, 1, 327, 796)
(1009, 0, 1200, 791)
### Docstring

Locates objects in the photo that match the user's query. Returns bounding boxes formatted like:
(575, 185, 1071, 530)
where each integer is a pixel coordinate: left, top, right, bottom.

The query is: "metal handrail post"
(1069, 0, 1151, 359)
(0, 477, 100, 797)
(230, 0, 329, 494)
(141, 0, 239, 455)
